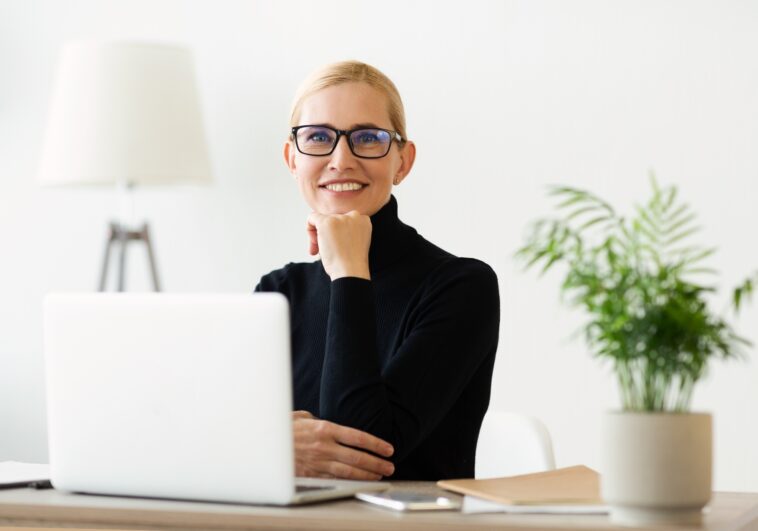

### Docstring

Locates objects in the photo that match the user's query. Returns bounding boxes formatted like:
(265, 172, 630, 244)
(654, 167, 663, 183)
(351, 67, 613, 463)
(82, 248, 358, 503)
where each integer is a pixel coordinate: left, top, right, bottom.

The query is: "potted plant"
(516, 176, 755, 526)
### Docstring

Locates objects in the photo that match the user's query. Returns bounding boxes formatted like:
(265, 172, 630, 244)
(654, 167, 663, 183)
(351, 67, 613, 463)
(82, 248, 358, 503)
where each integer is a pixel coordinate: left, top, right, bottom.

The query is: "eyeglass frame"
(290, 125, 405, 159)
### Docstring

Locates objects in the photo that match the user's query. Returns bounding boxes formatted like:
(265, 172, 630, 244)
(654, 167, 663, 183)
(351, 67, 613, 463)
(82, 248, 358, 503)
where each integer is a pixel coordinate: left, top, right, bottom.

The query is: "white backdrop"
(1, 0, 756, 491)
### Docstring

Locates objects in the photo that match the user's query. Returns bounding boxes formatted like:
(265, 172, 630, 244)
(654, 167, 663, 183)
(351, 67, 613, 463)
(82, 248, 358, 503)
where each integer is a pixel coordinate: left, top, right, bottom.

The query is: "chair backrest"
(475, 411, 556, 479)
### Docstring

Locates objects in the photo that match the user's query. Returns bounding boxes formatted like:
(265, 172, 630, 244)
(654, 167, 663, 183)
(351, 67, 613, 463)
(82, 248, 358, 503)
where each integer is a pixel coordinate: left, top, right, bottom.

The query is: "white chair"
(475, 411, 556, 479)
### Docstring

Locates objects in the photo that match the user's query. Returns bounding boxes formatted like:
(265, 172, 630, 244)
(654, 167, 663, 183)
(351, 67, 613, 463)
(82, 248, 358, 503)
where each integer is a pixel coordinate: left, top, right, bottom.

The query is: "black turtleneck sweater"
(255, 196, 499, 480)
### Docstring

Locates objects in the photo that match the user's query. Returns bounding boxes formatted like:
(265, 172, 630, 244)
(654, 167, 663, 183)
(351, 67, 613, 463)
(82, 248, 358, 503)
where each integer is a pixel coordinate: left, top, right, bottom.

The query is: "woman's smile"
(320, 180, 368, 194)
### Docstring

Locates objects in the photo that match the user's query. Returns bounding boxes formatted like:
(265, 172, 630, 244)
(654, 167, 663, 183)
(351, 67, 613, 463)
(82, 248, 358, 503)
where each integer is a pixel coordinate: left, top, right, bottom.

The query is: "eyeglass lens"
(295, 126, 393, 158)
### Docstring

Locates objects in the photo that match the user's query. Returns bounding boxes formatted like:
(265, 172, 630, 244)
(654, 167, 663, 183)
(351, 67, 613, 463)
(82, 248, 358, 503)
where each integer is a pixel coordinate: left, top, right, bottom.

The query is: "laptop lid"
(43, 292, 296, 505)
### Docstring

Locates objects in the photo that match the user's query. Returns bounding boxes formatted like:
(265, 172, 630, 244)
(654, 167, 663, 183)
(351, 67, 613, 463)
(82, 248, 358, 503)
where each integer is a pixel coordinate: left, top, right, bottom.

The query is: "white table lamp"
(39, 40, 212, 291)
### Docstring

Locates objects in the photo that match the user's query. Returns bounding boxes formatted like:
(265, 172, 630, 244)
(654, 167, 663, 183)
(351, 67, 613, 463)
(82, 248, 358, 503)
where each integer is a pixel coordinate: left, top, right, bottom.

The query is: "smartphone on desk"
(355, 491, 461, 511)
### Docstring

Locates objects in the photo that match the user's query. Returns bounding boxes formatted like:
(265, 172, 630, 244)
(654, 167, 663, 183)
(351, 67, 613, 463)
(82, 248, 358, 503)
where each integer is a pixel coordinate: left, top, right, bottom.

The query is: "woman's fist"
(306, 211, 372, 280)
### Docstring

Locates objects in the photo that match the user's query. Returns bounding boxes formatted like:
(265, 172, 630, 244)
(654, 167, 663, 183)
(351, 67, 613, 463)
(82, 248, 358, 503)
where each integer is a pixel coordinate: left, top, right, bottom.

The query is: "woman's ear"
(284, 140, 297, 176)
(393, 141, 416, 186)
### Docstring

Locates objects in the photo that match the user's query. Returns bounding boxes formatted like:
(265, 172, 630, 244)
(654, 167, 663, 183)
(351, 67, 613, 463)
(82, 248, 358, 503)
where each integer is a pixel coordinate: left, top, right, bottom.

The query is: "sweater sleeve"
(319, 258, 500, 462)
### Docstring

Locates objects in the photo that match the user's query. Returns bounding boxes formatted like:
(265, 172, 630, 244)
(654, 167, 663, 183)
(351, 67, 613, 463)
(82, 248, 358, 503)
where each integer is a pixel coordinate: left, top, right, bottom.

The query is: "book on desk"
(437, 465, 608, 514)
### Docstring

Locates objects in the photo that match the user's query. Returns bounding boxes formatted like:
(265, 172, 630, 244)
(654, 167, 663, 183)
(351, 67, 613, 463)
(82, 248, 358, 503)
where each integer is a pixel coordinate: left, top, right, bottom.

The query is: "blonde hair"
(289, 60, 408, 141)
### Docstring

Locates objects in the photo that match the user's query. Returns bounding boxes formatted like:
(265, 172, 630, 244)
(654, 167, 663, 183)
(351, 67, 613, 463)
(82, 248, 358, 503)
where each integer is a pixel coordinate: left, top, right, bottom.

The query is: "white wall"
(1, 0, 756, 491)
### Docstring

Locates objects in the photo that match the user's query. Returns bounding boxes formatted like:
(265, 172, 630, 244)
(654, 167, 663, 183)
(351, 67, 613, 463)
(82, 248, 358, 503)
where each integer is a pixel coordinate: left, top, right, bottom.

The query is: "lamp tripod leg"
(142, 223, 161, 292)
(117, 224, 128, 292)
(98, 222, 117, 292)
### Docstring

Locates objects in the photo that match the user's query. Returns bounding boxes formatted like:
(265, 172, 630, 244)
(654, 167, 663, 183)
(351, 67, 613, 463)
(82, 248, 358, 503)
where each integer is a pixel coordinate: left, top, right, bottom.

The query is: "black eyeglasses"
(291, 125, 404, 159)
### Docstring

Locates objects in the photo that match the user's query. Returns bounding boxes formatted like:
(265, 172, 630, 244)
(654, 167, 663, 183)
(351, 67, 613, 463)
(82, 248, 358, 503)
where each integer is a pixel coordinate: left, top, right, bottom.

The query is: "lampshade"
(38, 40, 212, 186)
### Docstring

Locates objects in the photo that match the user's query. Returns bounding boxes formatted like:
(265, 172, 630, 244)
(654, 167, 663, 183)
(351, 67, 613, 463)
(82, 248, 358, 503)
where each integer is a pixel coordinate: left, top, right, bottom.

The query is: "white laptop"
(43, 293, 388, 505)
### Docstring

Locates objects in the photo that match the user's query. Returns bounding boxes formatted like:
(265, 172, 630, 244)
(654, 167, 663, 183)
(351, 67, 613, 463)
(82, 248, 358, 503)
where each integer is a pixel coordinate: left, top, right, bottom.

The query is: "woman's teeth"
(323, 182, 365, 192)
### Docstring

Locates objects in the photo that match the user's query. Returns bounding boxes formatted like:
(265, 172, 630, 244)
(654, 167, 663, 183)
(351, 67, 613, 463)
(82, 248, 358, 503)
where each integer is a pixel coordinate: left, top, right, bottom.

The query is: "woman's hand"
(306, 211, 372, 280)
(292, 410, 395, 480)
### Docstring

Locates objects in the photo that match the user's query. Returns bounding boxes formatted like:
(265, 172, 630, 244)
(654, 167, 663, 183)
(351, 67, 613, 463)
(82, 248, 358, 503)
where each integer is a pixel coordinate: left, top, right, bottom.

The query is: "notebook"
(437, 465, 603, 506)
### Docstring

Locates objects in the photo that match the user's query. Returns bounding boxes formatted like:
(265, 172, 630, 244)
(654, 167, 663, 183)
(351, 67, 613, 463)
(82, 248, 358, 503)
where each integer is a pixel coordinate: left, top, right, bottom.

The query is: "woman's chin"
(315, 195, 366, 215)
(307, 190, 388, 216)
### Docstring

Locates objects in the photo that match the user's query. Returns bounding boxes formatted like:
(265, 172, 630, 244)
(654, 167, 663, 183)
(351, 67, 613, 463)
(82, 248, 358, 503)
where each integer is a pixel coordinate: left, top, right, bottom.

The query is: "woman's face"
(284, 82, 415, 216)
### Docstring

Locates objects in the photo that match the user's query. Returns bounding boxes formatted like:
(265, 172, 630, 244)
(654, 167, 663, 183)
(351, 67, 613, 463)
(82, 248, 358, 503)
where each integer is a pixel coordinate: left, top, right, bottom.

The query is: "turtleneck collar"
(368, 195, 417, 274)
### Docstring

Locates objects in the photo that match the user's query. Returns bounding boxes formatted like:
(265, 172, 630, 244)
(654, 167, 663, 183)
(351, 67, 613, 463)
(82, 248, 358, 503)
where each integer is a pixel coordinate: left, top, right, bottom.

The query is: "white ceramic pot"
(601, 411, 712, 527)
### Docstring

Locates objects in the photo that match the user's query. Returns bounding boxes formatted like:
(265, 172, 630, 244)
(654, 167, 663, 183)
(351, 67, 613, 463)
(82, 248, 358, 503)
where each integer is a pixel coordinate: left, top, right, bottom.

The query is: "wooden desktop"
(1, 481, 757, 531)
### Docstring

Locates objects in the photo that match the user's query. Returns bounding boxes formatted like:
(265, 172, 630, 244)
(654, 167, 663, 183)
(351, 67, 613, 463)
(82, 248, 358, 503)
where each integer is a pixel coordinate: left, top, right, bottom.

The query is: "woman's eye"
(308, 133, 331, 143)
(355, 133, 379, 144)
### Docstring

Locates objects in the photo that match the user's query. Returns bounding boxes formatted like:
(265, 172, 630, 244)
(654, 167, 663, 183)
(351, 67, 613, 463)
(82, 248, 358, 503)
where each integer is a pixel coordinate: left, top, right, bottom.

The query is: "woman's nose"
(328, 135, 357, 171)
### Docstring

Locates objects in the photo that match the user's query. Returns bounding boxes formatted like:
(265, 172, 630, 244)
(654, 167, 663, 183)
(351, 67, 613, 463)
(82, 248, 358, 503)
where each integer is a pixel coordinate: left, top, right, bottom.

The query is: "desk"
(1, 482, 757, 531)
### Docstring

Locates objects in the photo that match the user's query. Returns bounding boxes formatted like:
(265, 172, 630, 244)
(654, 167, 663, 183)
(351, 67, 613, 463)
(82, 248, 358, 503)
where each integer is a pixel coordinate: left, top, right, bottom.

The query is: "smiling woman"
(254, 61, 500, 481)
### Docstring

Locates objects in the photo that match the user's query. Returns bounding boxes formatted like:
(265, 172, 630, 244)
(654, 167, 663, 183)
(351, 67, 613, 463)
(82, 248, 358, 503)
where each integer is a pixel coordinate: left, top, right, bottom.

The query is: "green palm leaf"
(515, 175, 753, 412)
